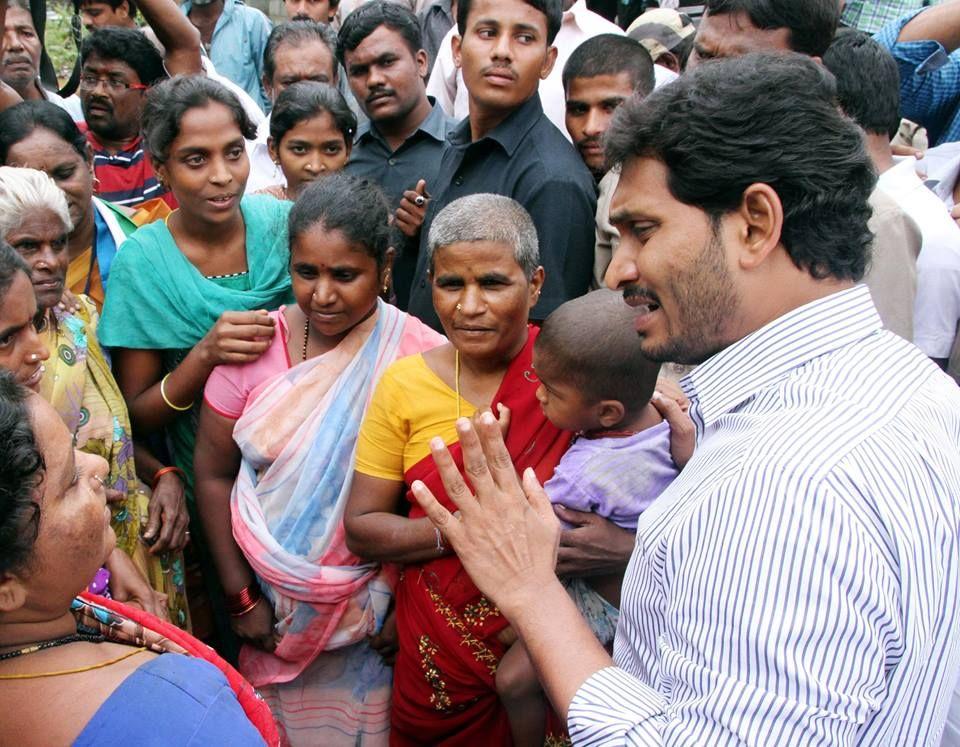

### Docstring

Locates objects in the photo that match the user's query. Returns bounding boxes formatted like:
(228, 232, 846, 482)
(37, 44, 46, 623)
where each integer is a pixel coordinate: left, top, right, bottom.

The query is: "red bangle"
(225, 585, 262, 616)
(152, 466, 186, 491)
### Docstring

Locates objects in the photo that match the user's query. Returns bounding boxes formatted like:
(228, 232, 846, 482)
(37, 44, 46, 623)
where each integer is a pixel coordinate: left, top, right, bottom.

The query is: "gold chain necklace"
(0, 647, 146, 680)
(454, 349, 462, 420)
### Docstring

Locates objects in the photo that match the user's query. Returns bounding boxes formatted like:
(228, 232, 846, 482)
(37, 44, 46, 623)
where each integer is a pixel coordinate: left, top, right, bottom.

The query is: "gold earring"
(456, 303, 463, 312)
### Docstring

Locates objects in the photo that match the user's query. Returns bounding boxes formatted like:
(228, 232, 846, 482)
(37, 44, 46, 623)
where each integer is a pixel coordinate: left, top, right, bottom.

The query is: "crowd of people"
(1, 0, 960, 744)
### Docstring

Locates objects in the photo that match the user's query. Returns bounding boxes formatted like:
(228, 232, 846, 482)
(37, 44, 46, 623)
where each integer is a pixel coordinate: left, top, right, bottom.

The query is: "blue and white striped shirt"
(567, 286, 960, 745)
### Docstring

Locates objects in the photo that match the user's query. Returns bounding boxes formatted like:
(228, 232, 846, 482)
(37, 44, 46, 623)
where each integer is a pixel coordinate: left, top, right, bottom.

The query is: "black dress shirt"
(406, 94, 598, 330)
(345, 99, 455, 309)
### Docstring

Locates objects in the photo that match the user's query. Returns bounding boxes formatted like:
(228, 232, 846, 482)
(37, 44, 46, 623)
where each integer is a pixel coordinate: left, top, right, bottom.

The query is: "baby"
(495, 289, 685, 746)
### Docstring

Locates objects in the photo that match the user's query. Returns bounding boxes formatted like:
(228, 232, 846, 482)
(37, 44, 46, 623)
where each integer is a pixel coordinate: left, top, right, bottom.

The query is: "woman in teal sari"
(99, 76, 293, 657)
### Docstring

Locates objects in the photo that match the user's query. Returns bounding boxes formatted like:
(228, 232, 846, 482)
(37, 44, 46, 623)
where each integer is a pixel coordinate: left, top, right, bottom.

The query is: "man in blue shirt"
(182, 0, 271, 111)
(405, 0, 596, 329)
(875, 2, 960, 146)
(339, 1, 455, 309)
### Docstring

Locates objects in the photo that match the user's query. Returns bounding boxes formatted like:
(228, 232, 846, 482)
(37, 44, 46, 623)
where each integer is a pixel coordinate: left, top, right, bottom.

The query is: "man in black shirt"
(340, 1, 455, 309)
(405, 0, 596, 330)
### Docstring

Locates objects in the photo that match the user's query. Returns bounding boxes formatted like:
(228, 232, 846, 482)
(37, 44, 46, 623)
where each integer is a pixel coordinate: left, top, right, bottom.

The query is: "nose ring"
(28, 353, 39, 363)
(94, 475, 105, 486)
(456, 303, 463, 312)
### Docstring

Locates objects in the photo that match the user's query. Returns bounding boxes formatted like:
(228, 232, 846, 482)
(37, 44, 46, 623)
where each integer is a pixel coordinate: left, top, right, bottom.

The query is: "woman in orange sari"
(344, 194, 572, 745)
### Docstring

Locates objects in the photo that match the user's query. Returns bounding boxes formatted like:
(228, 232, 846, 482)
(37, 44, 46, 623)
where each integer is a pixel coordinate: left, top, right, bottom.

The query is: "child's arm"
(651, 390, 696, 468)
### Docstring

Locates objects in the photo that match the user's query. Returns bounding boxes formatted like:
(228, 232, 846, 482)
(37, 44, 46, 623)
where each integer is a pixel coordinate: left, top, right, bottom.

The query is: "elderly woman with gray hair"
(0, 165, 190, 627)
(344, 193, 573, 745)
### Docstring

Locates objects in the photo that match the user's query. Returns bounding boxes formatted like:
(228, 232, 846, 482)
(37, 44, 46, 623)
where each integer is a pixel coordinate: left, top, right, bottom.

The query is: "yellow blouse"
(354, 353, 476, 481)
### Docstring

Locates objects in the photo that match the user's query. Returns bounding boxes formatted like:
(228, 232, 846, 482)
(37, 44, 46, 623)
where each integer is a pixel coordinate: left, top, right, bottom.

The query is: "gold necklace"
(0, 647, 146, 680)
(454, 349, 462, 420)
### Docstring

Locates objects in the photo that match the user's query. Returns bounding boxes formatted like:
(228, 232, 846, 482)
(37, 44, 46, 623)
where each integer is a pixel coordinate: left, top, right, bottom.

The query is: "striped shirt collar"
(682, 284, 881, 433)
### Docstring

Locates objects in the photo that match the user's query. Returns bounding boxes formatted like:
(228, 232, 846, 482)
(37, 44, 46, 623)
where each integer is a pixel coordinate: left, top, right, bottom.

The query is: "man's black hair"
(73, 0, 138, 17)
(457, 0, 562, 46)
(337, 1, 422, 63)
(704, 0, 839, 58)
(605, 52, 875, 282)
(79, 26, 164, 86)
(562, 34, 655, 97)
(823, 29, 901, 140)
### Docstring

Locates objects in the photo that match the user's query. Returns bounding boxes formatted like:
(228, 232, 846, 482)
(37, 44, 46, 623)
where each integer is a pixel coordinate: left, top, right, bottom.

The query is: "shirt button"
(454, 176, 463, 186)
(388, 158, 397, 166)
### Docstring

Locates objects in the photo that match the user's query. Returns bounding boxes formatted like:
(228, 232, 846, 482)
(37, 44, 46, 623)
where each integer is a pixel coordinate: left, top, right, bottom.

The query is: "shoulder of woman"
(399, 312, 448, 355)
(241, 192, 292, 223)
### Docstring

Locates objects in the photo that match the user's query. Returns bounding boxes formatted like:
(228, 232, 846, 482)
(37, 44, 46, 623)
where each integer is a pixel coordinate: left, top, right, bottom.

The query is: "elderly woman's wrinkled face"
(5, 207, 70, 310)
(6, 127, 95, 235)
(0, 271, 49, 391)
(11, 395, 113, 616)
(431, 239, 544, 363)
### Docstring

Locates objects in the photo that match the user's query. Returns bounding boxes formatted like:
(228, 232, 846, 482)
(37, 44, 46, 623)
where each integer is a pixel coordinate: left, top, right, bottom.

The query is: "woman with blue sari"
(194, 174, 444, 745)
(98, 76, 294, 655)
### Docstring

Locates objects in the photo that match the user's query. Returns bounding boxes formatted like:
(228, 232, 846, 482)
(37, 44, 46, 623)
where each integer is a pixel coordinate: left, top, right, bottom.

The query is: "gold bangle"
(160, 373, 192, 412)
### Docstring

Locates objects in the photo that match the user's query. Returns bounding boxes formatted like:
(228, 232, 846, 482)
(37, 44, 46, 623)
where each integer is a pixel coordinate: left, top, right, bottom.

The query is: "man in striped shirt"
(412, 52, 960, 744)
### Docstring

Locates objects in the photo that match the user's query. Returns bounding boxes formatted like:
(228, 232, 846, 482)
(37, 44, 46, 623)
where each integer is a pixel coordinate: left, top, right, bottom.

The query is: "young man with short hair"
(562, 33, 653, 287)
(824, 30, 960, 366)
(405, 0, 597, 329)
(339, 1, 455, 308)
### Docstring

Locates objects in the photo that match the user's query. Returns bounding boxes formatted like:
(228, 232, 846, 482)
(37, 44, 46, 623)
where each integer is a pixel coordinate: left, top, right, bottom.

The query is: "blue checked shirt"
(843, 0, 940, 33)
(567, 286, 960, 745)
(875, 9, 960, 145)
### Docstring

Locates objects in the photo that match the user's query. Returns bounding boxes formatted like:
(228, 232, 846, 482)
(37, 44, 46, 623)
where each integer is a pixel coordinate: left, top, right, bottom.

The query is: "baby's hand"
(651, 390, 695, 469)
(471, 403, 510, 437)
(494, 403, 511, 437)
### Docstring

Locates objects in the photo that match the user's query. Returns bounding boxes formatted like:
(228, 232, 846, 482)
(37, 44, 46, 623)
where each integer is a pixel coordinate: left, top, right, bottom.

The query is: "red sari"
(390, 327, 572, 746)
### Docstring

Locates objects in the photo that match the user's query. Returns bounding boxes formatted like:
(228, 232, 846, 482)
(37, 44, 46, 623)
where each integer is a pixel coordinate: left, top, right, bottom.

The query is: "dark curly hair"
(142, 76, 257, 165)
(337, 1, 422, 63)
(458, 0, 561, 45)
(289, 173, 393, 269)
(0, 368, 43, 576)
(80, 26, 166, 86)
(703, 0, 838, 58)
(823, 29, 901, 140)
(604, 52, 875, 282)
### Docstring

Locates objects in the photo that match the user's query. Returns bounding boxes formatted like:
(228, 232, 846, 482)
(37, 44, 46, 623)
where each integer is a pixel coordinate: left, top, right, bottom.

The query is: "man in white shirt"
(413, 52, 960, 745)
(425, 0, 674, 136)
(824, 29, 960, 368)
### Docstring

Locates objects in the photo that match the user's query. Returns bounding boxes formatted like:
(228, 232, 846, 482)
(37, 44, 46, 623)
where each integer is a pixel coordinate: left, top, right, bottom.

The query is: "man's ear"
(736, 183, 783, 271)
(451, 34, 462, 69)
(0, 573, 28, 615)
(657, 53, 680, 74)
(262, 74, 274, 103)
(540, 44, 558, 80)
(415, 48, 429, 80)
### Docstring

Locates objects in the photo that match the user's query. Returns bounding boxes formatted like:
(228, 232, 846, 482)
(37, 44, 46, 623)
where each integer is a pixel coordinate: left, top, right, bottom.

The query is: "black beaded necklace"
(0, 624, 105, 661)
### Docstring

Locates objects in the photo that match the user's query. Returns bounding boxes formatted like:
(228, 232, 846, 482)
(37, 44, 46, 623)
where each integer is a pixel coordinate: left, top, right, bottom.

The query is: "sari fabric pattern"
(41, 298, 190, 628)
(391, 326, 573, 745)
(230, 301, 444, 744)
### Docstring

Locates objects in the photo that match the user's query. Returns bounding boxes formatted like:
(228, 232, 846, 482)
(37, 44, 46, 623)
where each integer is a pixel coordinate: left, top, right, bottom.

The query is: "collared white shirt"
(245, 114, 284, 195)
(568, 286, 960, 745)
(878, 157, 960, 361)
(425, 0, 676, 139)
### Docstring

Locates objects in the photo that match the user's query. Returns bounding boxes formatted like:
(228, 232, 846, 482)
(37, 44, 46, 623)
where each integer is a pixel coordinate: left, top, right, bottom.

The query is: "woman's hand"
(105, 548, 168, 619)
(368, 607, 398, 665)
(198, 310, 276, 367)
(143, 472, 190, 554)
(554, 507, 635, 577)
(394, 180, 429, 238)
(230, 599, 278, 652)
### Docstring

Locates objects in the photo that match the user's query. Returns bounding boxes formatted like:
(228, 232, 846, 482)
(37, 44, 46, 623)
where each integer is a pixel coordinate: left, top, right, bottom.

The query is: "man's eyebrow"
(0, 322, 25, 340)
(478, 272, 511, 283)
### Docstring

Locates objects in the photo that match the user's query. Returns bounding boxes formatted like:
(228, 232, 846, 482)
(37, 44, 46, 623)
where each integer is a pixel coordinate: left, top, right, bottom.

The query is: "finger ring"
(414, 195, 425, 207)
